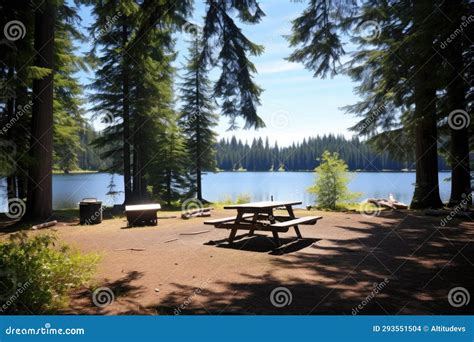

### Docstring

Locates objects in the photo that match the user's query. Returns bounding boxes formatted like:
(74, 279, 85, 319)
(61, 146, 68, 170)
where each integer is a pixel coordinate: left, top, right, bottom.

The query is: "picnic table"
(125, 204, 161, 227)
(204, 201, 322, 247)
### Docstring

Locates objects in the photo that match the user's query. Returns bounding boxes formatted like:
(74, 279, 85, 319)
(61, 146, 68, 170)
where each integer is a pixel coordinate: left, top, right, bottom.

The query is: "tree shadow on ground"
(64, 270, 146, 314)
(149, 212, 473, 315)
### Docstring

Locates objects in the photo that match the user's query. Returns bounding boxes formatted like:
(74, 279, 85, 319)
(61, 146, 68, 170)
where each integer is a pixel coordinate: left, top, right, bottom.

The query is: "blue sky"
(77, 0, 361, 146)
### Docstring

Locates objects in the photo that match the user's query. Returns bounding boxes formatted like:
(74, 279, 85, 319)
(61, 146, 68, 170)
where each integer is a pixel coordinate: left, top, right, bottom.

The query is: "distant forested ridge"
(216, 135, 449, 171)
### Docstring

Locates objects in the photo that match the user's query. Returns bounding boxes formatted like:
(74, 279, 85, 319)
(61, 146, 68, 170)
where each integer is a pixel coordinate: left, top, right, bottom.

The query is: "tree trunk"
(5, 67, 17, 199)
(122, 24, 132, 204)
(26, 1, 55, 220)
(445, 0, 472, 208)
(195, 45, 202, 202)
(410, 0, 443, 209)
(166, 169, 171, 206)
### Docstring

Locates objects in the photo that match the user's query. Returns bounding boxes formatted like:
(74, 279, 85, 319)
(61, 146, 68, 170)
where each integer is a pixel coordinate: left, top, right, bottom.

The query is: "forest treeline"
(215, 135, 449, 171)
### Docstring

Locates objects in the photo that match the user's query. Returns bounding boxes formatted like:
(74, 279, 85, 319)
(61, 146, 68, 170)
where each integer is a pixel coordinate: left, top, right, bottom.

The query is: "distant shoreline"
(52, 169, 452, 175)
(206, 170, 452, 173)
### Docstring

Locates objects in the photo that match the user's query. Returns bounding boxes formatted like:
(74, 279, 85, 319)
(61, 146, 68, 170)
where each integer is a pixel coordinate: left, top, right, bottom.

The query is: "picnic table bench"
(125, 204, 161, 227)
(204, 201, 322, 246)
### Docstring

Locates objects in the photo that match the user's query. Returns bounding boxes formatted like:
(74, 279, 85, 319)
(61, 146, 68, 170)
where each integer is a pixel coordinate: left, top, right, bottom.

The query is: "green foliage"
(53, 10, 87, 172)
(217, 193, 252, 206)
(179, 38, 218, 198)
(307, 151, 360, 209)
(235, 194, 252, 204)
(149, 121, 191, 205)
(201, 0, 265, 129)
(0, 233, 99, 314)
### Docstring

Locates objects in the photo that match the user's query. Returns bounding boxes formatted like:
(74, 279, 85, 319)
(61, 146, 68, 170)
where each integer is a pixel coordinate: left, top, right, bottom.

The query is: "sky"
(77, 0, 361, 147)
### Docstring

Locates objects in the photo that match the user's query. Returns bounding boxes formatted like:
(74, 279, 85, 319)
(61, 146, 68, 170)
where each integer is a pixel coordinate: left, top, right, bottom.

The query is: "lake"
(0, 171, 452, 211)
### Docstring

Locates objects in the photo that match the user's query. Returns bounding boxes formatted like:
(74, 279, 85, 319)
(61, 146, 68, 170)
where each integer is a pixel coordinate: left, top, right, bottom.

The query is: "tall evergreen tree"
(179, 38, 218, 201)
(86, 0, 138, 204)
(287, 0, 466, 208)
(439, 0, 472, 207)
(26, 0, 56, 220)
(150, 120, 190, 206)
(53, 6, 86, 173)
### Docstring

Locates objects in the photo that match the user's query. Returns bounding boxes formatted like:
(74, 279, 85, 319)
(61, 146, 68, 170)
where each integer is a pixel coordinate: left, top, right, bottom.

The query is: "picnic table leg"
(286, 205, 303, 239)
(272, 231, 281, 246)
(228, 228, 238, 243)
(228, 210, 244, 243)
(248, 212, 258, 236)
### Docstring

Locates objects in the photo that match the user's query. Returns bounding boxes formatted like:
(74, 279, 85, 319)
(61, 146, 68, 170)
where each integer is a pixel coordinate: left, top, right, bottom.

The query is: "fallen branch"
(163, 238, 179, 243)
(179, 230, 210, 236)
(366, 195, 408, 210)
(181, 208, 213, 220)
(32, 220, 58, 230)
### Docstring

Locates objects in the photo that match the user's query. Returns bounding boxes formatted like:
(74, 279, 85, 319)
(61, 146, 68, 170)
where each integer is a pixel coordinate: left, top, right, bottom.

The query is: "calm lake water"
(1, 171, 452, 211)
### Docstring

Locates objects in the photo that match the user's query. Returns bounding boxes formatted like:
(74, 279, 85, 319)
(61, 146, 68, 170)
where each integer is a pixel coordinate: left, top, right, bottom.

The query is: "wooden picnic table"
(205, 201, 322, 247)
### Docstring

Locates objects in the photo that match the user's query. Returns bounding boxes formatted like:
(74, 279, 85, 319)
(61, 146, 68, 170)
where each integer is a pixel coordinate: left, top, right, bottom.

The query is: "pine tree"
(87, 0, 139, 204)
(149, 121, 190, 206)
(200, 0, 265, 129)
(53, 6, 86, 173)
(287, 0, 455, 208)
(179, 38, 218, 201)
(26, 0, 56, 220)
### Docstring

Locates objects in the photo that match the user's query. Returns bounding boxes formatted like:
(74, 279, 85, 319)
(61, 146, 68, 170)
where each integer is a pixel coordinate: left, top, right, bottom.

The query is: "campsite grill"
(79, 198, 103, 225)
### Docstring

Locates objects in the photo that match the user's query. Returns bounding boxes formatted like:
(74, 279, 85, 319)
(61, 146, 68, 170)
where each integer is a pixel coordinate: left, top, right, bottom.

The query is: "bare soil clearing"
(2, 209, 472, 315)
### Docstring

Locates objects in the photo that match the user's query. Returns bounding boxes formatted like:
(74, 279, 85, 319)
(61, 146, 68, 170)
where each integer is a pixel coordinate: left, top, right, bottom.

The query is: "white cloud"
(257, 60, 303, 74)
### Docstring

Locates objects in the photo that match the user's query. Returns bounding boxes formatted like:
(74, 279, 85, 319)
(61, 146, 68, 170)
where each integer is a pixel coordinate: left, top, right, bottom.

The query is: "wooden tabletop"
(223, 201, 302, 210)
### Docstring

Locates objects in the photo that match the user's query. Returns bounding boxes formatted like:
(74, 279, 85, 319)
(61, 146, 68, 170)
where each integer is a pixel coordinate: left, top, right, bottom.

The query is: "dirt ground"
(1, 208, 473, 315)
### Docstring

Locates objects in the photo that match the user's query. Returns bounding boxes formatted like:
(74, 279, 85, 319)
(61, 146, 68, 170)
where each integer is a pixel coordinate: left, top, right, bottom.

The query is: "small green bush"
(235, 194, 251, 204)
(0, 233, 100, 314)
(307, 151, 360, 210)
(217, 193, 252, 205)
